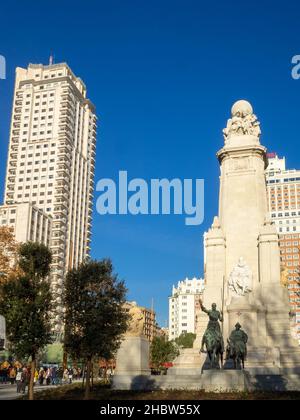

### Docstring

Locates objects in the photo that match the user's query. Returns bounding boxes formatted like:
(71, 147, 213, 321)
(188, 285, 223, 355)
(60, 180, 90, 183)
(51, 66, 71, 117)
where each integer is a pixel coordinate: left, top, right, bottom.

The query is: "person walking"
(68, 367, 73, 384)
(45, 368, 51, 385)
(20, 367, 28, 394)
(9, 367, 16, 385)
(38, 367, 44, 385)
(63, 368, 69, 384)
(34, 369, 39, 386)
(15, 368, 22, 393)
(57, 366, 63, 385)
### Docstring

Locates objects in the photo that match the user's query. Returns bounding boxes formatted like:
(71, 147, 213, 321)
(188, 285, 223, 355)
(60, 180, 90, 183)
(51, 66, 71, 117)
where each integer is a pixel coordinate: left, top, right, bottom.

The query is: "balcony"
(57, 162, 69, 171)
(57, 156, 71, 165)
(55, 179, 69, 188)
(56, 169, 70, 180)
(50, 242, 65, 252)
(58, 142, 72, 153)
(60, 109, 74, 120)
(58, 130, 74, 143)
(52, 223, 66, 233)
(55, 189, 69, 200)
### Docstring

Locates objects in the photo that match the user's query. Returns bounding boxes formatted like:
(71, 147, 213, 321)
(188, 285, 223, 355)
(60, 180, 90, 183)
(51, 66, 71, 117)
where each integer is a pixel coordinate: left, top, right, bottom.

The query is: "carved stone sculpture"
(223, 100, 261, 142)
(125, 302, 145, 337)
(228, 257, 253, 296)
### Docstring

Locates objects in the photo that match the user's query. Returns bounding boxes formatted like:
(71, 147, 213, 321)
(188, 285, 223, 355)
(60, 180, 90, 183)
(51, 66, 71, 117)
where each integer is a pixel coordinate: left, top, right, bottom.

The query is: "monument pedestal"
(112, 336, 151, 390)
(168, 348, 205, 376)
(201, 369, 250, 392)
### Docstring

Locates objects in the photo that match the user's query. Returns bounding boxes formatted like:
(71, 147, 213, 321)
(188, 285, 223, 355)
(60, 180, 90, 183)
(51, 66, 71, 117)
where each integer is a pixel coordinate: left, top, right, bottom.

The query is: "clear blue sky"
(0, 1, 300, 326)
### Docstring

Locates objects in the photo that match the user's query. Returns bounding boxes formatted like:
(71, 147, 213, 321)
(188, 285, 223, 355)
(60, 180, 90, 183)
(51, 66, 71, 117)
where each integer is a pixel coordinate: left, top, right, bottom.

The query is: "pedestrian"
(51, 367, 57, 385)
(68, 367, 73, 384)
(34, 369, 39, 386)
(63, 368, 68, 384)
(9, 366, 16, 385)
(16, 368, 22, 393)
(20, 367, 28, 394)
(38, 367, 44, 385)
(45, 368, 51, 385)
(57, 367, 63, 385)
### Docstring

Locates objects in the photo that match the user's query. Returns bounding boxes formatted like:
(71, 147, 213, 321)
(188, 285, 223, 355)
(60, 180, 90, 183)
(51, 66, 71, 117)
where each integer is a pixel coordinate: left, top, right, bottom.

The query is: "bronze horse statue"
(205, 334, 224, 369)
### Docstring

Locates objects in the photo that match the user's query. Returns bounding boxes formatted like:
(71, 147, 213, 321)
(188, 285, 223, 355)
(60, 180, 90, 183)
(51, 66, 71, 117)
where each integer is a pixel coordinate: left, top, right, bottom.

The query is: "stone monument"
(112, 301, 151, 390)
(201, 99, 300, 375)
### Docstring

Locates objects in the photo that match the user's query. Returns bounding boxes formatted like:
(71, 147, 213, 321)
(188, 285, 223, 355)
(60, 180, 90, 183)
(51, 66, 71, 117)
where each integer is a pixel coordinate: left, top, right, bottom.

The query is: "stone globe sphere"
(231, 100, 253, 117)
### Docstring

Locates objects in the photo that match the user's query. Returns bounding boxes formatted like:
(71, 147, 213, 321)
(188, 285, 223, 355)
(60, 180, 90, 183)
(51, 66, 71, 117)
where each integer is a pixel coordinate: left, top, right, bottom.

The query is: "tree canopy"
(150, 336, 178, 370)
(175, 332, 196, 348)
(0, 226, 20, 282)
(0, 242, 53, 400)
(63, 259, 129, 398)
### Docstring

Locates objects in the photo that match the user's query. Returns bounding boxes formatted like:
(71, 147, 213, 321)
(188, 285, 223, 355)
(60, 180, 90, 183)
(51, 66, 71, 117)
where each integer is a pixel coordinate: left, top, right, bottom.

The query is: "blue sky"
(0, 1, 300, 326)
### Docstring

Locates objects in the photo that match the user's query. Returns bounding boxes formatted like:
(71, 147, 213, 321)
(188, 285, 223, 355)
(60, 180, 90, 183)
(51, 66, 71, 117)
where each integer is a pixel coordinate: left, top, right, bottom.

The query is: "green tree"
(0, 242, 53, 400)
(63, 259, 129, 399)
(175, 332, 196, 348)
(150, 337, 178, 372)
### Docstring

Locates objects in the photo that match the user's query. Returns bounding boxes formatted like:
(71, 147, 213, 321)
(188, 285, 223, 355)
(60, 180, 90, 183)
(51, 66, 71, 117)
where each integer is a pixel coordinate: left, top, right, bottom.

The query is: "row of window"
(267, 177, 300, 184)
(279, 227, 299, 232)
(272, 212, 300, 217)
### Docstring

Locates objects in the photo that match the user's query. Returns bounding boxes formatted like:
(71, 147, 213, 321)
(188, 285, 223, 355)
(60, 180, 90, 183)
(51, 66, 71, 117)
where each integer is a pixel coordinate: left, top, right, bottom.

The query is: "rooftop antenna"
(49, 53, 54, 66)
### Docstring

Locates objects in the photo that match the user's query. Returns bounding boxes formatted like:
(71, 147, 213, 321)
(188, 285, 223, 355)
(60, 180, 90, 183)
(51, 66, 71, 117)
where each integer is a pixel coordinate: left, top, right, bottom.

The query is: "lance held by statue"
(199, 299, 224, 368)
(226, 323, 248, 369)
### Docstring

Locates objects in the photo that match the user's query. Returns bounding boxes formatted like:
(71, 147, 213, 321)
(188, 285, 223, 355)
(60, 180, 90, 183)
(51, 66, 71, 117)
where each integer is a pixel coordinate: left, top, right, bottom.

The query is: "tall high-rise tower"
(2, 62, 97, 333)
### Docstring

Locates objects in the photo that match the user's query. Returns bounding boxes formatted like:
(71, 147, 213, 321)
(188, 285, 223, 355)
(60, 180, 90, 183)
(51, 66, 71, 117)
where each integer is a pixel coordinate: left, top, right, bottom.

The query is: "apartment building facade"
(168, 277, 204, 341)
(2, 62, 97, 334)
(266, 153, 300, 340)
(0, 203, 51, 244)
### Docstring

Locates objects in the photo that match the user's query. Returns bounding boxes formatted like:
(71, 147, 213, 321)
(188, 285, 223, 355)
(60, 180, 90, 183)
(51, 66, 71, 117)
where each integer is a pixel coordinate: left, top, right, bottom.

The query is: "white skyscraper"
(168, 277, 204, 341)
(2, 62, 97, 333)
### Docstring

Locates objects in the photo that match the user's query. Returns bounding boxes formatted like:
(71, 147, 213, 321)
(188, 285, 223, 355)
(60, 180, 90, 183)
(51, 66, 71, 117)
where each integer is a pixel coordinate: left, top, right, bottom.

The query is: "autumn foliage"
(0, 226, 20, 282)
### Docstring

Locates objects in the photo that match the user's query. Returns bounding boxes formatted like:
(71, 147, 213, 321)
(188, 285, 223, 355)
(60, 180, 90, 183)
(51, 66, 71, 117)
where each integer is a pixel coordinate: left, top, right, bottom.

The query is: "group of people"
(0, 363, 18, 385)
(0, 361, 83, 394)
(36, 366, 82, 386)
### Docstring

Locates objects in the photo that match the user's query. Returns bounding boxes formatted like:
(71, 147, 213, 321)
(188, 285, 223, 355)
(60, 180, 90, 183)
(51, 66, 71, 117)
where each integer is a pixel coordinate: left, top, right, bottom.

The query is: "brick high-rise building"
(266, 153, 300, 340)
(2, 62, 97, 334)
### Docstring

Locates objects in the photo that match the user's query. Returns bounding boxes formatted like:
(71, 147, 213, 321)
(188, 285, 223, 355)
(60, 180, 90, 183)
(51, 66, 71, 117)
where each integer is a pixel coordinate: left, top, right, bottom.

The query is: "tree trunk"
(82, 363, 85, 389)
(28, 354, 35, 400)
(63, 349, 68, 370)
(84, 358, 92, 400)
(91, 361, 94, 389)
